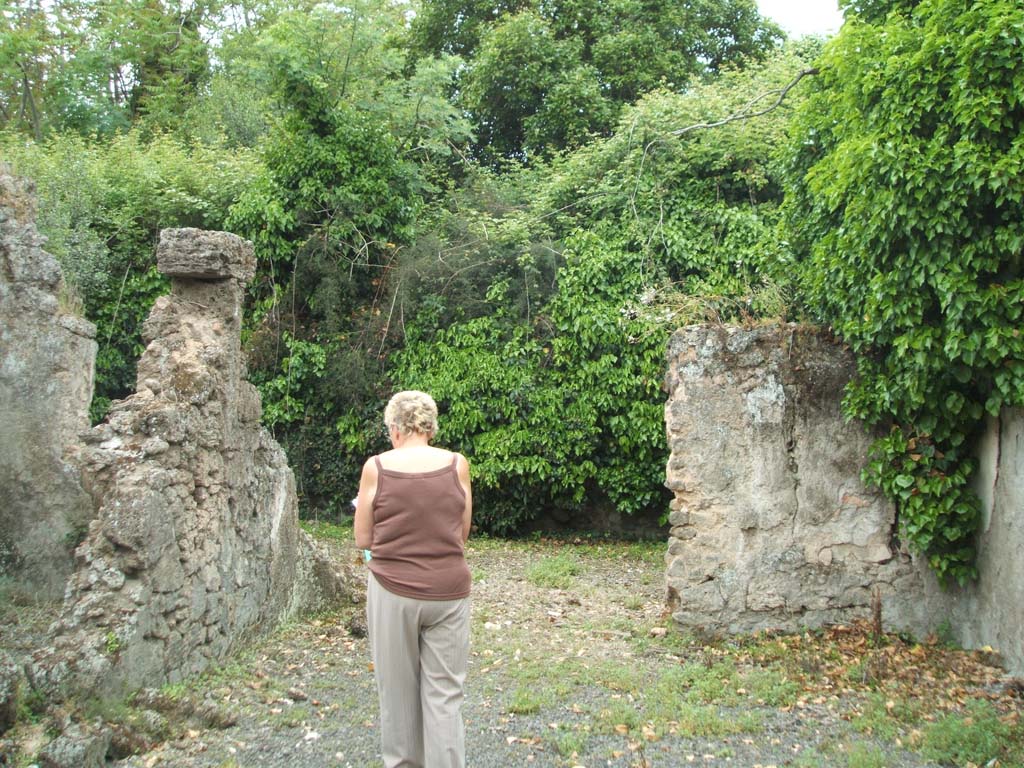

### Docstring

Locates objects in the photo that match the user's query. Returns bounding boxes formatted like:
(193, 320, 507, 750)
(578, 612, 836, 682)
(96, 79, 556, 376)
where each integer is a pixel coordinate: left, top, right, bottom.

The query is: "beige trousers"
(367, 573, 470, 768)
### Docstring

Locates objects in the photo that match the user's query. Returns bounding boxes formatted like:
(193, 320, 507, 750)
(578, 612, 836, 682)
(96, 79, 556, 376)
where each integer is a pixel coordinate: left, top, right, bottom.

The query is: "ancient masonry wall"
(663, 325, 947, 638)
(940, 409, 1024, 675)
(664, 325, 1024, 676)
(0, 205, 355, 700)
(0, 170, 97, 600)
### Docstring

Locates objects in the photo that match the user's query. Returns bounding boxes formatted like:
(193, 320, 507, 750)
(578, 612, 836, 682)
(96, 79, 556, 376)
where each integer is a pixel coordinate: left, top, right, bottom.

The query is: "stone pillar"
(663, 324, 947, 637)
(0, 168, 97, 600)
(31, 228, 354, 701)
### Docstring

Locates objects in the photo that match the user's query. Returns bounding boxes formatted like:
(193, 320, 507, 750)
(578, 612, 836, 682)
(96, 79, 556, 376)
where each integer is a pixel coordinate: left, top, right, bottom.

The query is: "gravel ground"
(106, 538, 1014, 768)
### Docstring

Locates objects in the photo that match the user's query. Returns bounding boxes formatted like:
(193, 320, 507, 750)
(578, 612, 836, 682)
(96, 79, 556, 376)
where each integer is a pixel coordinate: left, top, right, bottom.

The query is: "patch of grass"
(594, 698, 643, 734)
(682, 659, 742, 705)
(919, 698, 1024, 767)
(549, 726, 587, 758)
(620, 594, 646, 611)
(466, 536, 525, 555)
(672, 703, 762, 737)
(851, 692, 925, 741)
(844, 742, 888, 768)
(639, 663, 764, 737)
(742, 667, 800, 707)
(269, 704, 313, 729)
(586, 539, 666, 567)
(299, 519, 352, 543)
(792, 746, 829, 767)
(632, 624, 700, 656)
(525, 552, 581, 590)
(506, 685, 553, 715)
(585, 659, 645, 694)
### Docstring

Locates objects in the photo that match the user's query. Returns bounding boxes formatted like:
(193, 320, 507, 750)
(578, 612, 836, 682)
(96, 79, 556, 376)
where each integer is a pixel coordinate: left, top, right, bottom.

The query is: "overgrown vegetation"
(785, 0, 1024, 584)
(2, 0, 1021, 576)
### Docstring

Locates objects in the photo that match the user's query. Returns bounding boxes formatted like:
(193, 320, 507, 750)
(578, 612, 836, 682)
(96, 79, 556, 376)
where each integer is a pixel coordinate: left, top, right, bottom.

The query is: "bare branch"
(668, 68, 820, 138)
(628, 66, 820, 230)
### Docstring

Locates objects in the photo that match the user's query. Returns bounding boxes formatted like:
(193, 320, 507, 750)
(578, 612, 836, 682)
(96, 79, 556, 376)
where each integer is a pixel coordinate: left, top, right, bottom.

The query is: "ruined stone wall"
(663, 325, 946, 638)
(1, 218, 356, 701)
(0, 170, 97, 600)
(936, 409, 1024, 675)
(664, 324, 1024, 675)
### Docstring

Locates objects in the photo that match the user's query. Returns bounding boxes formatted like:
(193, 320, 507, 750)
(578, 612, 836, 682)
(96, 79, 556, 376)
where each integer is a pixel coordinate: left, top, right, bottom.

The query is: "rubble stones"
(37, 722, 111, 768)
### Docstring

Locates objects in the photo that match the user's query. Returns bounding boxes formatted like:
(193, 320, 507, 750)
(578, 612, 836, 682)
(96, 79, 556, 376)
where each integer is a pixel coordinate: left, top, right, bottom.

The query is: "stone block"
(156, 228, 255, 283)
(663, 324, 944, 638)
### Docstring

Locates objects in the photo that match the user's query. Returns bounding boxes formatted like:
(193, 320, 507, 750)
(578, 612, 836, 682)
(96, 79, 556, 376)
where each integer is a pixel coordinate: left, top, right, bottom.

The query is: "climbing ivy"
(786, 0, 1024, 584)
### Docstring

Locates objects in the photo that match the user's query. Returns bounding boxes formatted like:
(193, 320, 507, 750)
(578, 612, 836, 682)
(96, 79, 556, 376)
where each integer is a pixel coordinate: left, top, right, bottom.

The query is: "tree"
(411, 0, 783, 161)
(786, 0, 1024, 584)
(224, 1, 474, 516)
(0, 0, 221, 137)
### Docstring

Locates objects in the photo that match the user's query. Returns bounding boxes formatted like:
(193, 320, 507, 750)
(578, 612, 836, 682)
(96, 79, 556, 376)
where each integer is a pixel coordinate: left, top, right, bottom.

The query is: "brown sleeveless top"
(366, 454, 471, 600)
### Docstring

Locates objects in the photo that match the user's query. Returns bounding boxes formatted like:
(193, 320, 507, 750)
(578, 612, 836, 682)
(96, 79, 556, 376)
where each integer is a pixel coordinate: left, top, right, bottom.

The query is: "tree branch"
(669, 67, 819, 138)
(629, 67, 820, 228)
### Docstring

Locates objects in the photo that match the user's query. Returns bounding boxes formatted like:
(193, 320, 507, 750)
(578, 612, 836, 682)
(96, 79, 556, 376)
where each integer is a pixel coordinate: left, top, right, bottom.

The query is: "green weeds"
(525, 552, 582, 590)
(920, 699, 1024, 767)
(507, 686, 553, 715)
(299, 519, 352, 543)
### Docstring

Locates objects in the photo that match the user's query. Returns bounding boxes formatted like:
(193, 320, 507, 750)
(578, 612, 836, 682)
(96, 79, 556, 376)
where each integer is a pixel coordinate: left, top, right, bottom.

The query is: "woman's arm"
(456, 453, 473, 543)
(353, 457, 379, 550)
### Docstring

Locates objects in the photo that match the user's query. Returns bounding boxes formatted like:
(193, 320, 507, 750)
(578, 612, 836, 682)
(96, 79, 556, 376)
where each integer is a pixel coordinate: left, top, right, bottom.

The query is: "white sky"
(757, 0, 845, 38)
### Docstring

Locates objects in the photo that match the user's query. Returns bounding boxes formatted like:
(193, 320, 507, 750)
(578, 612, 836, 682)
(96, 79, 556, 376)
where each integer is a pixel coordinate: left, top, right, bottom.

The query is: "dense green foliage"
(0, 0, 223, 137)
(787, 0, 1024, 583)
(409, 0, 783, 160)
(373, 46, 815, 529)
(390, 232, 668, 533)
(3, 0, 1020, 566)
(1, 129, 258, 417)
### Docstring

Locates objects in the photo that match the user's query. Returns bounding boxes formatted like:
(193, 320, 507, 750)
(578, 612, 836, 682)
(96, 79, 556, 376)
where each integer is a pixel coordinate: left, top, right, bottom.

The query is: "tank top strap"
(450, 453, 458, 470)
(374, 456, 384, 471)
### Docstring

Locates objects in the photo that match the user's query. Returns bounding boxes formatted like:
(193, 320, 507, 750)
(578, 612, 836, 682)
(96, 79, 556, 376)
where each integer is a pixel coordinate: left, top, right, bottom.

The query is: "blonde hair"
(384, 390, 439, 437)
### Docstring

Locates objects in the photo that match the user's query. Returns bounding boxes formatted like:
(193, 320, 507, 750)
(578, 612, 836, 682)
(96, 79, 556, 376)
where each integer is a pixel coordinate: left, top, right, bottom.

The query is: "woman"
(354, 390, 473, 768)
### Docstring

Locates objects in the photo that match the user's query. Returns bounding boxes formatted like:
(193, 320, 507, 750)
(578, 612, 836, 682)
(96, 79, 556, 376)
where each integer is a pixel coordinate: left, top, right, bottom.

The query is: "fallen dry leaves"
(737, 619, 1021, 719)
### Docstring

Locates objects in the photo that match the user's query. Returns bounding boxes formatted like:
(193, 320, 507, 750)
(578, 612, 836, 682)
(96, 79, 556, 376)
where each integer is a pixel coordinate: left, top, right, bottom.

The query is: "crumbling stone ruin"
(32, 227, 354, 699)
(664, 325, 1024, 675)
(0, 169, 357, 733)
(663, 325, 942, 637)
(0, 170, 97, 601)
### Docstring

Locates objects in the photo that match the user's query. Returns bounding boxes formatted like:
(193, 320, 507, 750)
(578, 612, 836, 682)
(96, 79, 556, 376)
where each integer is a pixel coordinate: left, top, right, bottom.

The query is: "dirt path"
(108, 537, 1020, 768)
